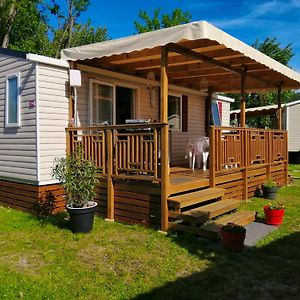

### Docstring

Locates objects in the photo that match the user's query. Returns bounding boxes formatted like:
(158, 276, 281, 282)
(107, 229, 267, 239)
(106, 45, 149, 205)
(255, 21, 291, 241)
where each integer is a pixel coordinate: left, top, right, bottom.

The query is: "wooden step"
(198, 210, 257, 240)
(181, 199, 240, 223)
(168, 187, 225, 210)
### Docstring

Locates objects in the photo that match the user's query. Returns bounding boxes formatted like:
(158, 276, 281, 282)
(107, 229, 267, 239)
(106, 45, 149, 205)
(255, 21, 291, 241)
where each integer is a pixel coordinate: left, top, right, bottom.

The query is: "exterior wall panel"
(0, 53, 37, 182)
(37, 64, 69, 183)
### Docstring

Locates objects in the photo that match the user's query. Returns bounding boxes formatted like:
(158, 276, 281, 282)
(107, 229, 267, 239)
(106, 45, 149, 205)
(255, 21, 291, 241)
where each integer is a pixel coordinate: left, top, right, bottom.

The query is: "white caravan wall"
(0, 53, 37, 183)
(287, 104, 300, 152)
(37, 64, 69, 183)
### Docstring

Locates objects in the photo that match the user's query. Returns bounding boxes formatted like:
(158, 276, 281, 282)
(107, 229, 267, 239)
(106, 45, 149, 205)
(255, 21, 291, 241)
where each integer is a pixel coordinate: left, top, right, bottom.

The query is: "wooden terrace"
(66, 124, 288, 237)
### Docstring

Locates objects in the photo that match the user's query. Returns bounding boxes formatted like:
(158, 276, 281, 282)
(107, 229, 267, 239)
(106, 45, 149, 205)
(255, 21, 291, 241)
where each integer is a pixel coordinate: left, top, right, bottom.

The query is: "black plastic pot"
(66, 202, 98, 233)
(263, 186, 278, 200)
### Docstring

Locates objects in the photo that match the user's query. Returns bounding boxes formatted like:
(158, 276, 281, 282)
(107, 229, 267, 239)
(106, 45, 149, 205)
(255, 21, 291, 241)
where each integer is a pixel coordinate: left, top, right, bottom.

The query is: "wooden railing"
(66, 123, 165, 181)
(210, 126, 288, 174)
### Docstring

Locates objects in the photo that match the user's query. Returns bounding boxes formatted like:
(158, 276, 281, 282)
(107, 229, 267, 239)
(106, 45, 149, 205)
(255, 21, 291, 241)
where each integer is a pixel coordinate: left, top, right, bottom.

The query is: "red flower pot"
(221, 229, 246, 252)
(263, 206, 285, 226)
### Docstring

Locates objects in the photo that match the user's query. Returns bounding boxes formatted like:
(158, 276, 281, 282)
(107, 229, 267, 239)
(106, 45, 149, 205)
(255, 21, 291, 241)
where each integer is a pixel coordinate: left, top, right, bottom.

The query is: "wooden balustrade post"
(285, 131, 289, 185)
(242, 129, 248, 200)
(160, 46, 169, 232)
(66, 128, 71, 155)
(266, 130, 272, 179)
(209, 126, 216, 187)
(106, 128, 114, 221)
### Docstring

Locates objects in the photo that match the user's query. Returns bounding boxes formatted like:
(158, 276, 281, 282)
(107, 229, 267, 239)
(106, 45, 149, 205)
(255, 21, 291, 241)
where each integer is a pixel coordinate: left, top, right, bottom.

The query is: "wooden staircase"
(168, 187, 256, 239)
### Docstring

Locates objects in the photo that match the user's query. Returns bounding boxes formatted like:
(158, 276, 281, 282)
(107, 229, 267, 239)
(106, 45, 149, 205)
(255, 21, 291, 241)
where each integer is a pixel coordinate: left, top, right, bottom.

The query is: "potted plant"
(263, 202, 285, 226)
(221, 222, 246, 252)
(52, 147, 98, 233)
(262, 178, 278, 200)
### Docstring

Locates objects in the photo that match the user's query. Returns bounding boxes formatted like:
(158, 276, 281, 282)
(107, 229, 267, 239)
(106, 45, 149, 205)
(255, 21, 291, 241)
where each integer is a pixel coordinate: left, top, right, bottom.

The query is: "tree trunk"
(1, 1, 18, 48)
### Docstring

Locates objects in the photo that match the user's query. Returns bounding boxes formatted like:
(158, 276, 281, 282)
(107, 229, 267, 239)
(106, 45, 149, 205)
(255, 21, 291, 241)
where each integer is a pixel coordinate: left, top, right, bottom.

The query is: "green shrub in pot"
(52, 147, 98, 233)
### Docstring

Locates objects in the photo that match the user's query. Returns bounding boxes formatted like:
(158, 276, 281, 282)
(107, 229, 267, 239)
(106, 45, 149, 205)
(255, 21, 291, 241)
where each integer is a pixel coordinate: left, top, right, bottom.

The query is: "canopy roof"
(61, 21, 300, 93)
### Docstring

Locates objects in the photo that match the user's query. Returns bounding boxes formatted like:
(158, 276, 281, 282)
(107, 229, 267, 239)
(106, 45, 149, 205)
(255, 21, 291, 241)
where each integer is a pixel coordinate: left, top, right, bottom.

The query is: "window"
(90, 80, 137, 125)
(168, 95, 181, 130)
(91, 81, 114, 125)
(5, 73, 20, 127)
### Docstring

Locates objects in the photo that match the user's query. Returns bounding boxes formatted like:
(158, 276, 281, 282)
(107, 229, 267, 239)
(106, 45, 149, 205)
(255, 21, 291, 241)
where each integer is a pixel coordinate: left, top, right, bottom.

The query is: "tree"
(48, 0, 108, 57)
(0, 0, 47, 50)
(230, 38, 298, 128)
(134, 8, 191, 33)
(253, 38, 294, 67)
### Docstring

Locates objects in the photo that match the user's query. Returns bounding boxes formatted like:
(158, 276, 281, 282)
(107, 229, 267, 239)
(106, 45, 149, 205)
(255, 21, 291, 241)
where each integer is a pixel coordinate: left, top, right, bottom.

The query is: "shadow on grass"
(35, 211, 70, 230)
(134, 231, 300, 300)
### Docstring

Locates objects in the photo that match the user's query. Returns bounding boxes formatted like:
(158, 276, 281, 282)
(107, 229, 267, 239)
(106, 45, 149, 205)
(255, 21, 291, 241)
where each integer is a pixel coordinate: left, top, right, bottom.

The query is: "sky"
(61, 0, 300, 71)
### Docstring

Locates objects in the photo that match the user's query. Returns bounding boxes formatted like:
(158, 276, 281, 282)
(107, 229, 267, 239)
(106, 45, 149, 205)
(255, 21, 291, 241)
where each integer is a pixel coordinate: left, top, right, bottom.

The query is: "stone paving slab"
(244, 221, 277, 247)
(202, 221, 278, 250)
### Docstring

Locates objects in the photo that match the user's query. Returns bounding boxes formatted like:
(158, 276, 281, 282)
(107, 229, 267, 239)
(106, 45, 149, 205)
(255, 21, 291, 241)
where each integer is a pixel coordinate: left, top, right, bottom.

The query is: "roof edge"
(0, 47, 27, 59)
(27, 53, 69, 68)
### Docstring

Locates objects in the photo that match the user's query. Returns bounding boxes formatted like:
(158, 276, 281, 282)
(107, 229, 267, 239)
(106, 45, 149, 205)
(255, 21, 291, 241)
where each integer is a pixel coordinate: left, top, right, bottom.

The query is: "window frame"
(5, 72, 21, 128)
(89, 79, 115, 126)
(168, 93, 182, 131)
(89, 78, 138, 126)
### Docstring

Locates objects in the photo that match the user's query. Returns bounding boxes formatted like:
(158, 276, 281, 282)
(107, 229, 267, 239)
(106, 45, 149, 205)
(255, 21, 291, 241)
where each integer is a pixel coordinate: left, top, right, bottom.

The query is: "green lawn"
(1, 166, 300, 300)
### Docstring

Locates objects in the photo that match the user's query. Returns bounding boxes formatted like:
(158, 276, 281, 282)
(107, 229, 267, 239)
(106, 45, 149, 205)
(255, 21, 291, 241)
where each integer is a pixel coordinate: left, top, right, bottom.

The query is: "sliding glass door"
(90, 80, 136, 125)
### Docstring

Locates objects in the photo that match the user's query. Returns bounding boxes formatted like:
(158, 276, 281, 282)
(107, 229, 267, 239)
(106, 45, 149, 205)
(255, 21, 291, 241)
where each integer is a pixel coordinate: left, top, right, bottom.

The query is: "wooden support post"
(209, 126, 216, 188)
(240, 69, 248, 199)
(160, 46, 169, 232)
(240, 69, 247, 128)
(66, 128, 71, 155)
(277, 82, 282, 130)
(106, 128, 114, 221)
(242, 129, 248, 200)
(68, 61, 75, 126)
(205, 89, 213, 136)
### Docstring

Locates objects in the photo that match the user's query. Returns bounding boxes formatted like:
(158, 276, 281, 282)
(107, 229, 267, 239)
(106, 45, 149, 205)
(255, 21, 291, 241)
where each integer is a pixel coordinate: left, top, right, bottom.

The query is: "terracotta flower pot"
(263, 205, 284, 226)
(221, 228, 246, 252)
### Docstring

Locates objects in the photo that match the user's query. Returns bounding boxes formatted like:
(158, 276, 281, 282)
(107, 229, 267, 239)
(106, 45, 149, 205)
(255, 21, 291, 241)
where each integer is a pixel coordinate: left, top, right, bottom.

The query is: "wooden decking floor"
(169, 168, 209, 194)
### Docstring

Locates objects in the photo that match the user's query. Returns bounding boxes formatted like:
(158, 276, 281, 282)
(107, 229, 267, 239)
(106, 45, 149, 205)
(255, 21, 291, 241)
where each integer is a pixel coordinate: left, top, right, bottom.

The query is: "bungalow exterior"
(1, 21, 300, 236)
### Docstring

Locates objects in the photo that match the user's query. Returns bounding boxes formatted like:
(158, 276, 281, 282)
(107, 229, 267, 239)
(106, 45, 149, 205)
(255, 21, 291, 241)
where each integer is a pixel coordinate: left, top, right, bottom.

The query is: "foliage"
(0, 0, 108, 57)
(265, 202, 285, 210)
(229, 38, 298, 128)
(52, 147, 98, 208)
(0, 0, 49, 52)
(253, 38, 294, 67)
(47, 0, 108, 57)
(221, 222, 246, 233)
(263, 178, 278, 189)
(134, 8, 191, 33)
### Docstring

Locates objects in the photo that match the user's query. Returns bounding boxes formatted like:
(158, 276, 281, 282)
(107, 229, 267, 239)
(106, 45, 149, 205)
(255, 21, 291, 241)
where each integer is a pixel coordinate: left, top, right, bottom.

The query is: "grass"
(1, 166, 300, 299)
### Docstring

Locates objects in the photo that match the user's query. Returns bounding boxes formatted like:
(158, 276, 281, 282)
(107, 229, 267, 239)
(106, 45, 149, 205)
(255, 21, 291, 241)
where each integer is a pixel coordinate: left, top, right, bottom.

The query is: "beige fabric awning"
(61, 21, 300, 93)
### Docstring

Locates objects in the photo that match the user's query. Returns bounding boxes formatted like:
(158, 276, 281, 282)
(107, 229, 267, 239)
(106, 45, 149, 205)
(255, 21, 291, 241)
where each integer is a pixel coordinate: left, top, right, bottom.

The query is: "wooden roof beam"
(167, 43, 274, 87)
(167, 42, 243, 75)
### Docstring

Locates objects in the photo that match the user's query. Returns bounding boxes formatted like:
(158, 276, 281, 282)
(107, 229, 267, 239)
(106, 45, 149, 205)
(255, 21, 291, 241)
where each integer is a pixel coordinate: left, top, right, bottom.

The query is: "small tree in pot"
(52, 147, 98, 233)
